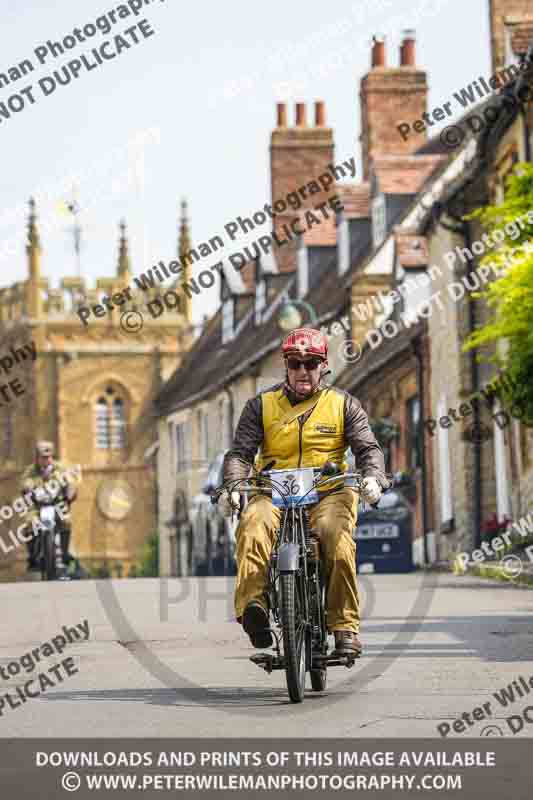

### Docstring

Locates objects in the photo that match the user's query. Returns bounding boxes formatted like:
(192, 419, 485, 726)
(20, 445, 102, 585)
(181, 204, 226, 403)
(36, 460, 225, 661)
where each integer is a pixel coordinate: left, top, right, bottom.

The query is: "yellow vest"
(256, 387, 347, 480)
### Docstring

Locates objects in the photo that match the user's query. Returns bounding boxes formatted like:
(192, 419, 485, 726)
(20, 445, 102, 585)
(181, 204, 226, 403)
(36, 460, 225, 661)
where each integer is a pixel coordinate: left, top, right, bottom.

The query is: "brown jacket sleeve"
(223, 396, 264, 483)
(343, 391, 391, 490)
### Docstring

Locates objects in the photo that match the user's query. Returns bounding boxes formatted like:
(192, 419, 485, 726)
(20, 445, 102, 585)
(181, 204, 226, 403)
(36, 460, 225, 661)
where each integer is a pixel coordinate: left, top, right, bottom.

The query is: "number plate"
(39, 506, 56, 530)
(355, 523, 399, 540)
(269, 468, 318, 507)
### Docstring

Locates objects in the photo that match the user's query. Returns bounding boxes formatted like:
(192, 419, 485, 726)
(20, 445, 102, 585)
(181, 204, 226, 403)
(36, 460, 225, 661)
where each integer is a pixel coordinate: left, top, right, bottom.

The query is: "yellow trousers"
(234, 488, 360, 633)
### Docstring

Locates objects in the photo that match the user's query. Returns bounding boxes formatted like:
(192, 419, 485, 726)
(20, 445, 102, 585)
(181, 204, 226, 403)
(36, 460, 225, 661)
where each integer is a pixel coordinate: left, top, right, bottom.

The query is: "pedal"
(312, 652, 360, 669)
(339, 654, 357, 668)
(249, 653, 284, 673)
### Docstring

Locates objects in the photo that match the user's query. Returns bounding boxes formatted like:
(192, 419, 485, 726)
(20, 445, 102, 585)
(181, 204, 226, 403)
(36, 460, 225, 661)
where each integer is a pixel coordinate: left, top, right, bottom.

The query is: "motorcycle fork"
(268, 506, 309, 655)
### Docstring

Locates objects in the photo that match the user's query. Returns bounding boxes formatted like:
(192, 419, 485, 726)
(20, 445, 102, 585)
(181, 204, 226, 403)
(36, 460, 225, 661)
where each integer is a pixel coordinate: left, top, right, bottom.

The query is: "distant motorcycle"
(31, 485, 67, 581)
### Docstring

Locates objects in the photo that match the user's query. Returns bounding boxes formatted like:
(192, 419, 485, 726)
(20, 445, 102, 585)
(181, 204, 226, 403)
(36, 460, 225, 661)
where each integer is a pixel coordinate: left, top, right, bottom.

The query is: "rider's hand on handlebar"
(219, 490, 241, 518)
(361, 477, 382, 504)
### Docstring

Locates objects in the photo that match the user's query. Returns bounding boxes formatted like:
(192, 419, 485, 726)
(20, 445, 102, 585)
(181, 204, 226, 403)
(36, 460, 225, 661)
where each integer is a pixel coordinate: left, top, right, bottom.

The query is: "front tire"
(44, 532, 57, 581)
(280, 573, 306, 703)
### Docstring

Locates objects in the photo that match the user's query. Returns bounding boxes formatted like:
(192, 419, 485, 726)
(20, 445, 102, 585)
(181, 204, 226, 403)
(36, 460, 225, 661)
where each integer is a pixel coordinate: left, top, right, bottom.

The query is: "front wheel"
(280, 573, 306, 703)
(43, 531, 57, 580)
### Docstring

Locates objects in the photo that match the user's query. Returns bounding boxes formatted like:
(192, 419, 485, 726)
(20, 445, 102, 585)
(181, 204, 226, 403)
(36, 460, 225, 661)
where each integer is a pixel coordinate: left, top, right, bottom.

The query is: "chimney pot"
(371, 35, 386, 67)
(295, 102, 307, 126)
(276, 102, 287, 127)
(400, 29, 416, 66)
(315, 100, 325, 126)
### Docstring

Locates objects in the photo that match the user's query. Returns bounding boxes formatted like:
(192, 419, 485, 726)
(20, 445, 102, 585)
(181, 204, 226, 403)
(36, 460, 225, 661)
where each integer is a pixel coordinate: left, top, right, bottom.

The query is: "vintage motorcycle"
(213, 462, 391, 703)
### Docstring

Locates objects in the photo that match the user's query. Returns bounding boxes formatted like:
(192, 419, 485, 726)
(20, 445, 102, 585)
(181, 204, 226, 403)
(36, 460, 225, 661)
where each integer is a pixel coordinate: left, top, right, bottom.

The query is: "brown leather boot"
(333, 631, 362, 657)
(242, 601, 273, 649)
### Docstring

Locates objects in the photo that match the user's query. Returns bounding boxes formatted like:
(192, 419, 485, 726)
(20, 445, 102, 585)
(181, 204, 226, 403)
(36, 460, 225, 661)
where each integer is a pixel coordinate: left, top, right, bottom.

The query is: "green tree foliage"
(138, 533, 159, 577)
(464, 163, 533, 423)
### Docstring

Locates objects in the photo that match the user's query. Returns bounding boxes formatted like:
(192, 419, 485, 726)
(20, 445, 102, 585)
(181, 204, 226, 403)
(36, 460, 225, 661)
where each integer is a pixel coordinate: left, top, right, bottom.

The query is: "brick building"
(340, 7, 533, 561)
(155, 5, 533, 576)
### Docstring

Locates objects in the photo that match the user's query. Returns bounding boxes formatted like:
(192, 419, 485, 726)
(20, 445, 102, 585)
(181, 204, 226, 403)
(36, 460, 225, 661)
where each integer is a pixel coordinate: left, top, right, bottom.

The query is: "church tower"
(0, 200, 193, 579)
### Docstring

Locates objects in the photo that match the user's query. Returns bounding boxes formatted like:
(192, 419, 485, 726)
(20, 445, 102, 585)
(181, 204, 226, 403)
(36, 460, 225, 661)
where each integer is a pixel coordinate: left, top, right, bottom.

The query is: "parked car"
(354, 485, 414, 574)
(189, 451, 237, 576)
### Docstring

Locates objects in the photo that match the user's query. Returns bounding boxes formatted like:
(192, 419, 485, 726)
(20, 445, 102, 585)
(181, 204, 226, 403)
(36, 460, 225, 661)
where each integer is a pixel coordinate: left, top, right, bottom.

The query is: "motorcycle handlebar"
(211, 470, 395, 504)
(31, 487, 68, 505)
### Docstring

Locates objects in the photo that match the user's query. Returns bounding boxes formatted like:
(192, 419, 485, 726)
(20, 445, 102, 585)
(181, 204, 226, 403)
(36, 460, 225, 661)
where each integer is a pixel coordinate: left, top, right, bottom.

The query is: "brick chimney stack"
(359, 32, 428, 180)
(270, 101, 335, 271)
(271, 102, 333, 201)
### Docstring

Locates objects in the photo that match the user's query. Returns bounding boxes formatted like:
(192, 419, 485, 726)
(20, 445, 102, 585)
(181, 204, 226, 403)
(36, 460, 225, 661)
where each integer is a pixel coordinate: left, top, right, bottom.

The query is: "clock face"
(97, 480, 134, 521)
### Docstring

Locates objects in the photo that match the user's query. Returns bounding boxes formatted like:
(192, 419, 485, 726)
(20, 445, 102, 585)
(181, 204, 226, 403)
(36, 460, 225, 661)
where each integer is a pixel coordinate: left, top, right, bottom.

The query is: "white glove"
(219, 490, 241, 517)
(362, 477, 382, 504)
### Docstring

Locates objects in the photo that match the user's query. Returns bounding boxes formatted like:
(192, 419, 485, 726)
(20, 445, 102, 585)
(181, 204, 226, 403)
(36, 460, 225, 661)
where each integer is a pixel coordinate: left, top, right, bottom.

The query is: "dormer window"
(222, 297, 234, 344)
(372, 194, 386, 250)
(504, 23, 525, 68)
(255, 279, 266, 325)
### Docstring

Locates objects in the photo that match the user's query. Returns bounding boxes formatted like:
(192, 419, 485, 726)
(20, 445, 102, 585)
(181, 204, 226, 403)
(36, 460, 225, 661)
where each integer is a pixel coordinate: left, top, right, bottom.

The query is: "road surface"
(1, 572, 532, 737)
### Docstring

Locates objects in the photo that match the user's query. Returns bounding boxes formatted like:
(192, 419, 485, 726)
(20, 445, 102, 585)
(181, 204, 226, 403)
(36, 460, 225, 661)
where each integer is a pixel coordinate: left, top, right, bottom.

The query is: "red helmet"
(281, 328, 328, 360)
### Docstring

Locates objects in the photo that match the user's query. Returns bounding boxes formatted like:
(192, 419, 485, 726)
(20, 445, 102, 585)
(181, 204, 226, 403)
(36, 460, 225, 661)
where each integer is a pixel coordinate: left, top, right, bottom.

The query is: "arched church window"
(94, 386, 127, 450)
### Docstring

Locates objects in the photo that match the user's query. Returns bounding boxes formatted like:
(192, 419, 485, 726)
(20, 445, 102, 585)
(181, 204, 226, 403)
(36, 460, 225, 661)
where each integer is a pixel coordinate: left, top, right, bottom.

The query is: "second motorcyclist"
(19, 441, 79, 572)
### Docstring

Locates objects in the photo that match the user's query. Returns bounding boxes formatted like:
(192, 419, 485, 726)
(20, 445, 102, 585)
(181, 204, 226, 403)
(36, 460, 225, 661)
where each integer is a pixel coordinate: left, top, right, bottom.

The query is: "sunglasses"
(286, 357, 323, 371)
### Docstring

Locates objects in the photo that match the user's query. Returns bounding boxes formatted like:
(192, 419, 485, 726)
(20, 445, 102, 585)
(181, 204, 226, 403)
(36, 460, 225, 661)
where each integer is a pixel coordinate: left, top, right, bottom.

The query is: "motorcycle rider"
(220, 328, 390, 656)
(20, 441, 79, 571)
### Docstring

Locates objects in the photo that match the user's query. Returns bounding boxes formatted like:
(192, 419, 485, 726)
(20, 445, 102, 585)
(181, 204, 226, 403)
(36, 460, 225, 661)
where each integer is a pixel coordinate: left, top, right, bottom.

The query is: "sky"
(0, 0, 491, 325)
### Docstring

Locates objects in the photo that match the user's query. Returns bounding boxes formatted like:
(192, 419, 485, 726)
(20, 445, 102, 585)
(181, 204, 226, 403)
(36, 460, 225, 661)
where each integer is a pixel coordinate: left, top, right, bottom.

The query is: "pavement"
(1, 572, 533, 738)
